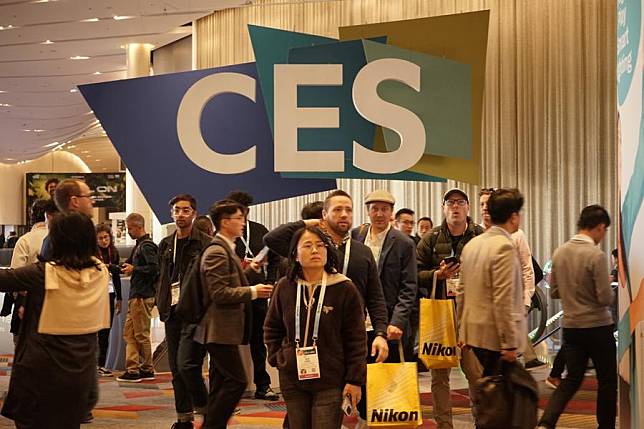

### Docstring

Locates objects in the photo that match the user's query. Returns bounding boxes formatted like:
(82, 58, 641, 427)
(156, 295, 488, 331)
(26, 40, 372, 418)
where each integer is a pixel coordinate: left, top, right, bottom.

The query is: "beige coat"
(458, 226, 526, 352)
(193, 235, 263, 345)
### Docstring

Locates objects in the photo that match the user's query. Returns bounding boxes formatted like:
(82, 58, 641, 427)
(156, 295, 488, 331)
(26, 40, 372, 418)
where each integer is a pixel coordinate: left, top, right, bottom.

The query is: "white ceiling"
(0, 0, 246, 163)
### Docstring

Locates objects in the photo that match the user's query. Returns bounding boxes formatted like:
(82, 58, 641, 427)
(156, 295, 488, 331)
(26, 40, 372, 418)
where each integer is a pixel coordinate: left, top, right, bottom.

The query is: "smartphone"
(443, 256, 459, 265)
(341, 395, 353, 416)
(253, 246, 271, 263)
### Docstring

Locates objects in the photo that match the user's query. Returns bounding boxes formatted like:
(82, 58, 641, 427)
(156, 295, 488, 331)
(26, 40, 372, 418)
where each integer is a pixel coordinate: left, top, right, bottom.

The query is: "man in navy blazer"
(352, 190, 418, 361)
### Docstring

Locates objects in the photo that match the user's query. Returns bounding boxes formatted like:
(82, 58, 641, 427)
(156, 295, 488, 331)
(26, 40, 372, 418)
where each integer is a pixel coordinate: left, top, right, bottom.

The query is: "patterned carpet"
(0, 354, 606, 428)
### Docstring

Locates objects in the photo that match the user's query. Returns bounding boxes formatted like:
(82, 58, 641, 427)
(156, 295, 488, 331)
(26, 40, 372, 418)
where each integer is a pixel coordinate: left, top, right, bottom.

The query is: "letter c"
(177, 72, 257, 174)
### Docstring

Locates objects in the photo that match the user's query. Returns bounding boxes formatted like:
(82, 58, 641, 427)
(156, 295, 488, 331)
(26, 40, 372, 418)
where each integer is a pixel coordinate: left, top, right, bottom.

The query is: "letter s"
(352, 58, 425, 174)
(177, 73, 256, 174)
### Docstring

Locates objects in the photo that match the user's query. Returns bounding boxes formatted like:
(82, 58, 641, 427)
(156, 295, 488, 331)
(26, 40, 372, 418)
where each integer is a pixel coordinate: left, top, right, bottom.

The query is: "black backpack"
(175, 242, 233, 324)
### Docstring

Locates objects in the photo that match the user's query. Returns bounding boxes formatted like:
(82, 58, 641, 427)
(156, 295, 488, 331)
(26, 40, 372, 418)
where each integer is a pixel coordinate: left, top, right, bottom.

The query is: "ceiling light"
(81, 18, 100, 22)
(23, 129, 32, 132)
(0, 90, 6, 93)
(113, 15, 136, 21)
(32, 0, 58, 3)
(81, 150, 90, 154)
(67, 145, 76, 149)
(42, 40, 54, 44)
(43, 142, 59, 148)
(93, 71, 101, 75)
(4, 158, 15, 161)
(70, 56, 90, 60)
(94, 159, 101, 162)
(70, 88, 78, 93)
(0, 103, 11, 107)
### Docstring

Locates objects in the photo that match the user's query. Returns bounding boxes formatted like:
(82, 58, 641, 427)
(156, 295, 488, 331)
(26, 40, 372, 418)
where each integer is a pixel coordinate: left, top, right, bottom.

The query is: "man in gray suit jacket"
(458, 188, 527, 374)
(194, 200, 273, 429)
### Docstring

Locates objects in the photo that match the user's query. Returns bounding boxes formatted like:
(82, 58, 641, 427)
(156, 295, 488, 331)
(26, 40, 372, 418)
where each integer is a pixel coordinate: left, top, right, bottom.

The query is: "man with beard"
(264, 190, 389, 426)
(417, 188, 484, 429)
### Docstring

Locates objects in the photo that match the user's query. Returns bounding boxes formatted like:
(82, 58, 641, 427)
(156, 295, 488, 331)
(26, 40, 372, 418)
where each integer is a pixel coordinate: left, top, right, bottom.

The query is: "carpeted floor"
(0, 354, 607, 428)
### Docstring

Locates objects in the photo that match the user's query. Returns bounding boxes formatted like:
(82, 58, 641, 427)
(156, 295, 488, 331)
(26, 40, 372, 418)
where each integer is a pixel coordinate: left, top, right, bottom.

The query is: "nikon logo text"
(421, 342, 456, 356)
(371, 408, 419, 423)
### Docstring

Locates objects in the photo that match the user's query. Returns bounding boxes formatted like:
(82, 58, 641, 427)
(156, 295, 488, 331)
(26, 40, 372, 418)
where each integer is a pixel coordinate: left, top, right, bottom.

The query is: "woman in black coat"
(0, 212, 110, 429)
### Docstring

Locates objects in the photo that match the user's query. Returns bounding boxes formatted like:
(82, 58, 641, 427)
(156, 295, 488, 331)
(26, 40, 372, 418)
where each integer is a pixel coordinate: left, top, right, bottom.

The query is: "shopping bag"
(418, 272, 459, 369)
(367, 342, 422, 427)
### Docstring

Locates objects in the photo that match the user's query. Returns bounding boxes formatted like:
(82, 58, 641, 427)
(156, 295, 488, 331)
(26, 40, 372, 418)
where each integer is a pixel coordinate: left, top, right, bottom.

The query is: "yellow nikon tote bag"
(366, 342, 422, 427)
(418, 272, 459, 369)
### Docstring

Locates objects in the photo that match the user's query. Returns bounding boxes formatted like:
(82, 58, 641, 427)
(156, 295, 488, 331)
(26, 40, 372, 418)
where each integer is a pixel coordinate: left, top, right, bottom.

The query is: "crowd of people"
(0, 178, 617, 429)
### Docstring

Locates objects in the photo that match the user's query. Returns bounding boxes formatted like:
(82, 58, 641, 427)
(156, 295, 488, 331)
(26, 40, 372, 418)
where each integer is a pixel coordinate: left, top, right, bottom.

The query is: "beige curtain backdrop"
(195, 0, 616, 263)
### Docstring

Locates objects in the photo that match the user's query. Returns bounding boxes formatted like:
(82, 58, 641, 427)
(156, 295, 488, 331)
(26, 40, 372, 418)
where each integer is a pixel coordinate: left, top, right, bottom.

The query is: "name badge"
(296, 346, 321, 380)
(171, 281, 180, 306)
(446, 277, 460, 297)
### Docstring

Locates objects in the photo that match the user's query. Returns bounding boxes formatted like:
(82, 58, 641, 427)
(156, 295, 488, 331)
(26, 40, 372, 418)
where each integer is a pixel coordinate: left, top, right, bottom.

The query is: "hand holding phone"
(442, 256, 459, 266)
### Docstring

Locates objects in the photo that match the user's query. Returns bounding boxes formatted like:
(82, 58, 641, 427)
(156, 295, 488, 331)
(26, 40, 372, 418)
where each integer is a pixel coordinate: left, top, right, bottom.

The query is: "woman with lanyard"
(96, 223, 123, 377)
(264, 226, 367, 428)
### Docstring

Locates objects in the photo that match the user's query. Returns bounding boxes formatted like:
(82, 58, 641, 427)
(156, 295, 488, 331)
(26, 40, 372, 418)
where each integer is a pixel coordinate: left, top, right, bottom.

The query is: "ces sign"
(177, 59, 425, 176)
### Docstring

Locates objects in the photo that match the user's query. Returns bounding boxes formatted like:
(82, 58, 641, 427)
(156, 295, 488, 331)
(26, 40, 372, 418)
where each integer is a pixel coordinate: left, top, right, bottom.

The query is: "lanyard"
(239, 221, 253, 258)
(295, 271, 327, 348)
(342, 238, 351, 276)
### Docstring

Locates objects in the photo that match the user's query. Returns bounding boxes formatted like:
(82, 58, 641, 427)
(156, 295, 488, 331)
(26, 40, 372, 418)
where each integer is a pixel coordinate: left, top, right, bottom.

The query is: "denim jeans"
(539, 325, 616, 429)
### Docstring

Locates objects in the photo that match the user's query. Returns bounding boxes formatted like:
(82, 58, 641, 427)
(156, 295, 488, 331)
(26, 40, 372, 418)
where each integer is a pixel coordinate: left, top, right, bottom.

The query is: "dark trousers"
(280, 372, 343, 429)
(97, 292, 115, 367)
(539, 325, 617, 429)
(203, 343, 247, 429)
(472, 347, 501, 377)
(249, 299, 271, 390)
(165, 312, 208, 418)
(550, 343, 566, 379)
(357, 332, 410, 419)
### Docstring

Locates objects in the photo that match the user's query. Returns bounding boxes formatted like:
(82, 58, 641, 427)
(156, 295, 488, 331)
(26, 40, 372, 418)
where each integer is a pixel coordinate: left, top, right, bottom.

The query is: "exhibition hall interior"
(0, 0, 642, 428)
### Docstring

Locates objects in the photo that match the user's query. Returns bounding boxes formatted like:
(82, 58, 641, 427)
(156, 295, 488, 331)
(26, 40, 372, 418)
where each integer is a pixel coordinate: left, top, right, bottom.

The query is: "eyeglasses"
(445, 199, 468, 207)
(74, 194, 95, 201)
(172, 207, 194, 215)
(224, 215, 245, 221)
(298, 241, 327, 252)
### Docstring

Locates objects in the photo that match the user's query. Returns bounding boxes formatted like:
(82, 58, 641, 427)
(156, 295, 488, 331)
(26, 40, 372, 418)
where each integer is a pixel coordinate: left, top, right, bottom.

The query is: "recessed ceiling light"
(70, 88, 78, 93)
(0, 103, 11, 107)
(0, 90, 6, 93)
(43, 142, 59, 148)
(70, 56, 90, 60)
(113, 15, 136, 20)
(32, 0, 58, 3)
(67, 145, 76, 149)
(42, 40, 54, 44)
(4, 158, 15, 161)
(81, 150, 90, 154)
(23, 129, 32, 132)
(34, 129, 45, 132)
(81, 18, 100, 22)
(94, 159, 101, 162)
(93, 71, 101, 75)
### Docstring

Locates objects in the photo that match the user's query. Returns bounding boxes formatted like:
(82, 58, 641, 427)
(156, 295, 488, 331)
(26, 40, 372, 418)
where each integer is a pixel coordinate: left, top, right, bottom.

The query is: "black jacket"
(416, 218, 484, 299)
(352, 225, 417, 331)
(126, 234, 159, 299)
(98, 246, 122, 301)
(235, 220, 280, 284)
(156, 228, 211, 322)
(264, 221, 389, 336)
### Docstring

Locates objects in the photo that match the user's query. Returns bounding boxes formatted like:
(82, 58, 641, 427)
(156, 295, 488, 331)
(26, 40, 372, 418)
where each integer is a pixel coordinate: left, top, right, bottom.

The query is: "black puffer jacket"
(416, 218, 483, 299)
